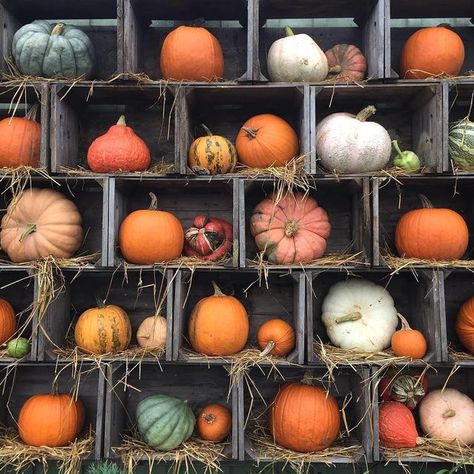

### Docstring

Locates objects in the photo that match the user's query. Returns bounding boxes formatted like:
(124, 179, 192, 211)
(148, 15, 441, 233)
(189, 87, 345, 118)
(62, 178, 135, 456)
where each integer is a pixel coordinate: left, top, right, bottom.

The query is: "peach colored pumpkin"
(250, 192, 331, 264)
(136, 315, 167, 349)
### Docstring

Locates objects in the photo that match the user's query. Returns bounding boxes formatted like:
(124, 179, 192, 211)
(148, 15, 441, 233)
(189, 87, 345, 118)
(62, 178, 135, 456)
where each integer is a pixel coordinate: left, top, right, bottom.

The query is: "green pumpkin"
(449, 119, 474, 170)
(136, 394, 195, 451)
(7, 337, 30, 359)
(12, 20, 95, 79)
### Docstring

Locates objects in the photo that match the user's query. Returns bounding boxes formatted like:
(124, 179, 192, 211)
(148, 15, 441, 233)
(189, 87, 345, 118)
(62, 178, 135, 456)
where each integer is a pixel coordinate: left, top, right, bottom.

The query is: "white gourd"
(321, 279, 398, 352)
(136, 315, 167, 349)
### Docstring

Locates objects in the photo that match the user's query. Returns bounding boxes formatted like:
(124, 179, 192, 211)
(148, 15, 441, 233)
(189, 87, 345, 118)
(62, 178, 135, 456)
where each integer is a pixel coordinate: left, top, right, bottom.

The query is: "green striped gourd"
(448, 119, 474, 170)
(136, 394, 195, 451)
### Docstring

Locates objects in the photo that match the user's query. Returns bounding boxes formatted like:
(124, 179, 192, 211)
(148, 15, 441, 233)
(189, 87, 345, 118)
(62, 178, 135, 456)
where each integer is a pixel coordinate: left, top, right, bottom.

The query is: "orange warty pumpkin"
(391, 314, 427, 359)
(395, 195, 469, 261)
(119, 193, 184, 264)
(0, 105, 41, 168)
(188, 282, 249, 356)
(400, 26, 465, 79)
(235, 114, 299, 168)
(379, 401, 421, 448)
(74, 304, 131, 354)
(160, 26, 224, 81)
(269, 377, 340, 452)
(18, 393, 85, 447)
(197, 403, 232, 442)
(257, 319, 295, 357)
(456, 296, 474, 354)
(251, 192, 331, 264)
(0, 298, 16, 345)
(87, 115, 151, 173)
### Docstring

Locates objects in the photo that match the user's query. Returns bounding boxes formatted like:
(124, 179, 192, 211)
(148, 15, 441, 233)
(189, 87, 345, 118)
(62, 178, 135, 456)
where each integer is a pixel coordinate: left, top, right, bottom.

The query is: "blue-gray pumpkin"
(12, 20, 95, 79)
(136, 394, 195, 451)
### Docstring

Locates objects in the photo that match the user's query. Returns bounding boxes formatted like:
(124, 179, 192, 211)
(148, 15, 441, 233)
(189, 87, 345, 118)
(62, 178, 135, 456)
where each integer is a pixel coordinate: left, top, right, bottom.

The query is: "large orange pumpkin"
(188, 282, 249, 356)
(269, 377, 340, 452)
(400, 26, 465, 79)
(456, 296, 474, 354)
(119, 193, 184, 264)
(251, 192, 331, 264)
(74, 304, 131, 354)
(0, 298, 16, 345)
(0, 188, 83, 263)
(395, 196, 469, 261)
(197, 403, 232, 442)
(235, 114, 299, 168)
(18, 393, 85, 447)
(160, 26, 224, 81)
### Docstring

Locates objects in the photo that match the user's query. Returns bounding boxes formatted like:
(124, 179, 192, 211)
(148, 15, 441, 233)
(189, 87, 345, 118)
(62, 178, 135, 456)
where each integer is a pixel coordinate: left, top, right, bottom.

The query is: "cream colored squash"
(321, 279, 398, 352)
(267, 27, 328, 82)
(316, 106, 392, 173)
(136, 315, 167, 349)
(419, 389, 474, 444)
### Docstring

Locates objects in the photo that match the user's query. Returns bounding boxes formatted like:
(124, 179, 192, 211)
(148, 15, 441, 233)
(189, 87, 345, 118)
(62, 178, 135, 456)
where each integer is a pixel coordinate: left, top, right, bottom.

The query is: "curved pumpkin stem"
(417, 194, 434, 209)
(19, 223, 36, 242)
(200, 124, 213, 137)
(51, 23, 65, 36)
(96, 297, 106, 309)
(335, 312, 362, 324)
(148, 192, 158, 210)
(284, 26, 294, 37)
(242, 126, 258, 140)
(211, 281, 225, 297)
(356, 105, 376, 122)
(443, 409, 456, 418)
(396, 313, 412, 330)
(117, 115, 127, 126)
(328, 65, 342, 74)
(301, 371, 314, 386)
(259, 340, 276, 357)
(26, 103, 39, 122)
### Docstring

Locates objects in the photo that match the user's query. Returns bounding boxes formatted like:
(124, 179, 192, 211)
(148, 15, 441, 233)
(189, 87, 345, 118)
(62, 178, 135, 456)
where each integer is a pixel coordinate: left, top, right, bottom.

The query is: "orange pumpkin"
(188, 282, 249, 356)
(0, 105, 41, 168)
(87, 115, 151, 173)
(160, 26, 224, 81)
(395, 195, 469, 261)
(197, 403, 232, 442)
(0, 298, 16, 345)
(269, 376, 340, 452)
(235, 114, 299, 168)
(400, 26, 465, 79)
(391, 314, 427, 359)
(251, 192, 331, 264)
(119, 193, 184, 264)
(18, 393, 85, 447)
(257, 319, 295, 357)
(0, 188, 83, 263)
(74, 304, 131, 354)
(325, 44, 367, 81)
(456, 296, 474, 353)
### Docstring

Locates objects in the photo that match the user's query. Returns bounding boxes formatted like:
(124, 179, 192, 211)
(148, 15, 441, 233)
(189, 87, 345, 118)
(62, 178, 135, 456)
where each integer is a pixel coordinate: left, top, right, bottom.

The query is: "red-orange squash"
(0, 298, 16, 345)
(325, 44, 367, 81)
(235, 114, 299, 168)
(257, 319, 295, 357)
(269, 378, 340, 452)
(197, 403, 232, 442)
(379, 401, 421, 448)
(251, 192, 331, 264)
(456, 296, 474, 354)
(18, 393, 85, 447)
(160, 26, 224, 81)
(87, 115, 151, 173)
(400, 26, 465, 79)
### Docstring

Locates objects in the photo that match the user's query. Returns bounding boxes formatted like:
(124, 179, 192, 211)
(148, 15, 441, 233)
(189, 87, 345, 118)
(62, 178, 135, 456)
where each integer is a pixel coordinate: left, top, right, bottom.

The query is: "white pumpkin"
(267, 27, 328, 82)
(316, 105, 392, 173)
(136, 315, 167, 349)
(419, 389, 474, 444)
(321, 279, 398, 352)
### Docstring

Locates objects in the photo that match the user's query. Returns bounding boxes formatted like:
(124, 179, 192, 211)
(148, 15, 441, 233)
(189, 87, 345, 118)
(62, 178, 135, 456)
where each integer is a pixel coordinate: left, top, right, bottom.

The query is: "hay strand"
(381, 250, 474, 272)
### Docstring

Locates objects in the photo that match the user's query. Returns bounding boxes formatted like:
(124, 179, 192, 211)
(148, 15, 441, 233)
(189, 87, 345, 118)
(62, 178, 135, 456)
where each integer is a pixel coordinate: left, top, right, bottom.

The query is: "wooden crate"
(256, 0, 385, 82)
(104, 362, 240, 460)
(306, 269, 444, 365)
(173, 269, 305, 364)
(311, 83, 444, 175)
(0, 363, 105, 460)
(372, 177, 474, 267)
(239, 177, 371, 269)
(241, 366, 373, 463)
(0, 0, 122, 80)
(37, 268, 174, 362)
(109, 177, 239, 268)
(387, 0, 474, 79)
(50, 84, 177, 175)
(175, 85, 310, 174)
(122, 0, 253, 81)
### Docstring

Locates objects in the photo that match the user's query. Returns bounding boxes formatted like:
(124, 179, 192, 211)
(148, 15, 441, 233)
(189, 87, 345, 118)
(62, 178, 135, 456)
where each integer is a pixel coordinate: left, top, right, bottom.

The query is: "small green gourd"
(392, 140, 421, 172)
(7, 337, 30, 359)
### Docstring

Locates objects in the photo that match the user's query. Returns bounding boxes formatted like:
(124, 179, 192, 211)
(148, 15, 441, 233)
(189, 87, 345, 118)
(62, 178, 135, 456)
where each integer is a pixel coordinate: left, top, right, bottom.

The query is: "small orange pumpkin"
(395, 195, 469, 261)
(18, 393, 84, 447)
(391, 314, 427, 359)
(119, 193, 184, 264)
(325, 44, 367, 81)
(257, 319, 295, 357)
(188, 282, 249, 356)
(0, 298, 16, 345)
(235, 114, 299, 168)
(197, 403, 232, 442)
(456, 296, 474, 354)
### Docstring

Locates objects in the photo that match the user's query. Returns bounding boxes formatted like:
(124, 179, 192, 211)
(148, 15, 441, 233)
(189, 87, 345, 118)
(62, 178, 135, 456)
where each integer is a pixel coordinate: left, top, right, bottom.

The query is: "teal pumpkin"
(449, 119, 474, 170)
(12, 21, 95, 79)
(7, 337, 30, 358)
(136, 394, 195, 451)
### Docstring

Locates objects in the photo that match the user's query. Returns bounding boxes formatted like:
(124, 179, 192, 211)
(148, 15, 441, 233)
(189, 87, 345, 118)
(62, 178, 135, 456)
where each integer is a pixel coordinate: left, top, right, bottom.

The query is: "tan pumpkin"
(136, 315, 167, 349)
(0, 188, 83, 263)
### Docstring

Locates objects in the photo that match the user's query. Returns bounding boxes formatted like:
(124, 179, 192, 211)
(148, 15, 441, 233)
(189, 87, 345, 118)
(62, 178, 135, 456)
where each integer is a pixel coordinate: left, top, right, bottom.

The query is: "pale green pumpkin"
(449, 119, 474, 170)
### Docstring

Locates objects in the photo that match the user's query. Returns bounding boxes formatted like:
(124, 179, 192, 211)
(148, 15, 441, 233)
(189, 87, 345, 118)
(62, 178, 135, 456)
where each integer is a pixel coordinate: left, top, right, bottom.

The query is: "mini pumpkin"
(379, 370, 428, 410)
(197, 403, 232, 442)
(136, 315, 167, 349)
(0, 298, 16, 345)
(257, 319, 295, 357)
(325, 44, 367, 81)
(456, 296, 474, 354)
(391, 313, 427, 359)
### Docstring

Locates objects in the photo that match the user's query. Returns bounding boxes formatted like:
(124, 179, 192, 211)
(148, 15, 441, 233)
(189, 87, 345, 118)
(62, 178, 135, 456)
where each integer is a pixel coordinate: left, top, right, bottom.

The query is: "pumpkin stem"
(202, 413, 216, 424)
(26, 103, 39, 122)
(19, 223, 36, 242)
(116, 115, 127, 126)
(443, 409, 456, 418)
(259, 340, 276, 357)
(211, 281, 225, 297)
(301, 371, 313, 386)
(51, 23, 65, 36)
(355, 105, 376, 122)
(284, 220, 299, 238)
(96, 297, 106, 308)
(396, 313, 412, 330)
(148, 192, 158, 210)
(242, 126, 258, 140)
(284, 26, 294, 37)
(335, 312, 362, 324)
(329, 65, 342, 74)
(417, 194, 434, 209)
(392, 140, 404, 159)
(200, 124, 213, 137)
